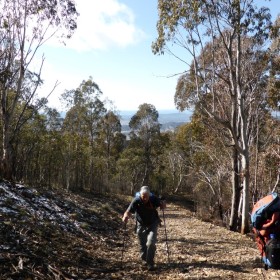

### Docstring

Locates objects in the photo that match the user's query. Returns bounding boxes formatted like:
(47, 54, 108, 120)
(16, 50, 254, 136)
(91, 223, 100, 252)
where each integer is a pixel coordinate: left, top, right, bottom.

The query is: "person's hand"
(122, 212, 129, 223)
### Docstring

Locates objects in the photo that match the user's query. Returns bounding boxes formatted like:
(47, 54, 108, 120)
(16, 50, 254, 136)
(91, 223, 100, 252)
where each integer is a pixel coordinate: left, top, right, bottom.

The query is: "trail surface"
(0, 182, 280, 279)
(119, 203, 280, 280)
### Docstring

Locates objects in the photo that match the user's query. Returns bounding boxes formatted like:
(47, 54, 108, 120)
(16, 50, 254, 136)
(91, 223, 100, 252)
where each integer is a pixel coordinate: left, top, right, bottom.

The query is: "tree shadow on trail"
(156, 260, 253, 274)
(166, 236, 251, 250)
(167, 194, 196, 212)
(163, 212, 193, 219)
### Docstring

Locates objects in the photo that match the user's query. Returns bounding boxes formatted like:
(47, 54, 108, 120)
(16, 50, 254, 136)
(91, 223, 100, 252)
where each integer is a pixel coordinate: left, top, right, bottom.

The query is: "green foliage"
(129, 103, 160, 137)
(153, 0, 272, 55)
(267, 17, 280, 111)
(0, 0, 78, 179)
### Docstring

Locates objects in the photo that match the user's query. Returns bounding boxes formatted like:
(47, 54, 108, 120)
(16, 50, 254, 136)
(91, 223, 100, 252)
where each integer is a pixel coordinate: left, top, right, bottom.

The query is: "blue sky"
(38, 0, 279, 113)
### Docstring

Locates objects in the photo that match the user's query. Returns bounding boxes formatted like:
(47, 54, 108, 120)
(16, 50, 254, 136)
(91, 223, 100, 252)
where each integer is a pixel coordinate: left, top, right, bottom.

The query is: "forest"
(0, 0, 279, 236)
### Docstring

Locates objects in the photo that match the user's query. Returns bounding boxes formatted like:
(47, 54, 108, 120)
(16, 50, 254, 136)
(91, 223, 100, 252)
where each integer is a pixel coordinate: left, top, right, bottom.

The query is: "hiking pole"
(162, 207, 170, 263)
(121, 222, 127, 268)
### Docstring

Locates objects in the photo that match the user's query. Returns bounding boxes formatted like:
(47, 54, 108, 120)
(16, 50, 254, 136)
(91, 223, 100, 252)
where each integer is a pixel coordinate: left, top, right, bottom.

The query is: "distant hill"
(58, 109, 192, 134)
(120, 109, 192, 134)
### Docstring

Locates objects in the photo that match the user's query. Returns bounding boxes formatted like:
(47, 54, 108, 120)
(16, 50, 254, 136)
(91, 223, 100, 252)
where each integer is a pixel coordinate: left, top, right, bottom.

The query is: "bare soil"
(0, 182, 279, 279)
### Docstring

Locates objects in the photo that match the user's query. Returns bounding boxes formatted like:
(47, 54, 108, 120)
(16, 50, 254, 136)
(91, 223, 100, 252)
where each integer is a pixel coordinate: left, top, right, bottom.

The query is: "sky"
(37, 0, 279, 113)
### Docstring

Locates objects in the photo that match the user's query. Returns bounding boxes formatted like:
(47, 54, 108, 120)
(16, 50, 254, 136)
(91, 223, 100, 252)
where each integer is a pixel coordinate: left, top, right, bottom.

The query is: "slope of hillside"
(0, 181, 129, 279)
(0, 181, 278, 279)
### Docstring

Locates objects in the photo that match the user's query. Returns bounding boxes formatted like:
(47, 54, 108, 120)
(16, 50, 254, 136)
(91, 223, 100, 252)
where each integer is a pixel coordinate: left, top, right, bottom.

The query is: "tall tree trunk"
(229, 146, 241, 231)
(1, 115, 13, 180)
(241, 151, 250, 234)
(236, 2, 250, 235)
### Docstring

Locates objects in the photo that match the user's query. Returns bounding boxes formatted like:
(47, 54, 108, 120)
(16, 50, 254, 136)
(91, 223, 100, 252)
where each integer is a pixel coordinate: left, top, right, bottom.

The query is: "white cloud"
(97, 76, 177, 111)
(50, 0, 146, 51)
(34, 0, 180, 112)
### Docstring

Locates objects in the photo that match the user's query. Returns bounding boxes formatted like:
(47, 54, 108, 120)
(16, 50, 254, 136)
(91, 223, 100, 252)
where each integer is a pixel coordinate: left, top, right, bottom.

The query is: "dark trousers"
(136, 221, 158, 265)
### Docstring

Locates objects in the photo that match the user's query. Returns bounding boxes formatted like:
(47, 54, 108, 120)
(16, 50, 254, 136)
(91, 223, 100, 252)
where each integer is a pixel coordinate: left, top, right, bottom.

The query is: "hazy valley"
(120, 110, 192, 134)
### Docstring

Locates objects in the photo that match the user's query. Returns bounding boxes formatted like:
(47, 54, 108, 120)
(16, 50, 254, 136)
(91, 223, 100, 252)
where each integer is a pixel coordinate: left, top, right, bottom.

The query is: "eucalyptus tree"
(61, 77, 107, 191)
(251, 114, 280, 197)
(97, 111, 125, 187)
(62, 88, 89, 191)
(251, 17, 280, 196)
(0, 0, 78, 180)
(267, 15, 280, 111)
(152, 0, 273, 233)
(128, 103, 161, 188)
(116, 147, 146, 195)
(252, 19, 280, 195)
(263, 17, 280, 194)
(41, 108, 64, 187)
(163, 127, 190, 194)
(13, 108, 48, 183)
(184, 113, 233, 220)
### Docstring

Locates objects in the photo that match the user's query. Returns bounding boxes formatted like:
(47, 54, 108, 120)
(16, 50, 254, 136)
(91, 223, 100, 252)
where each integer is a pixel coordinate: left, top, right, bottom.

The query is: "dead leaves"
(1, 182, 280, 279)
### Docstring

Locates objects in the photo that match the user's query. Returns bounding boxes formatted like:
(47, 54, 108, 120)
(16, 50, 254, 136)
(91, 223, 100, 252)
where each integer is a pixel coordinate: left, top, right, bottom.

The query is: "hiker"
(122, 186, 166, 271)
(251, 192, 280, 269)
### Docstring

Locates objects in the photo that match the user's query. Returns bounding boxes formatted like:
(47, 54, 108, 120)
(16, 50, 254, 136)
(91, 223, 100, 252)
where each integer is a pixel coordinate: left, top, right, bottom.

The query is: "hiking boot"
(147, 264, 156, 271)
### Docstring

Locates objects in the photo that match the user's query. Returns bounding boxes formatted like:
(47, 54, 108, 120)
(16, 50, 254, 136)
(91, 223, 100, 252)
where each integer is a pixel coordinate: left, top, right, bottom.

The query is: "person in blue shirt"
(122, 186, 166, 271)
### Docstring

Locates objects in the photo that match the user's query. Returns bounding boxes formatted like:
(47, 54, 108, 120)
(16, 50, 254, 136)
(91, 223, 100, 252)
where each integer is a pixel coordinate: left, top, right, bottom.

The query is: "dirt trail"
(1, 182, 280, 279)
(118, 203, 280, 280)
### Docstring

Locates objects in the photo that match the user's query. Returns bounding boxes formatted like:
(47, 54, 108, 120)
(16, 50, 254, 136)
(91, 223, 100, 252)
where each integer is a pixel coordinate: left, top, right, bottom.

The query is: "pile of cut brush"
(0, 181, 279, 279)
